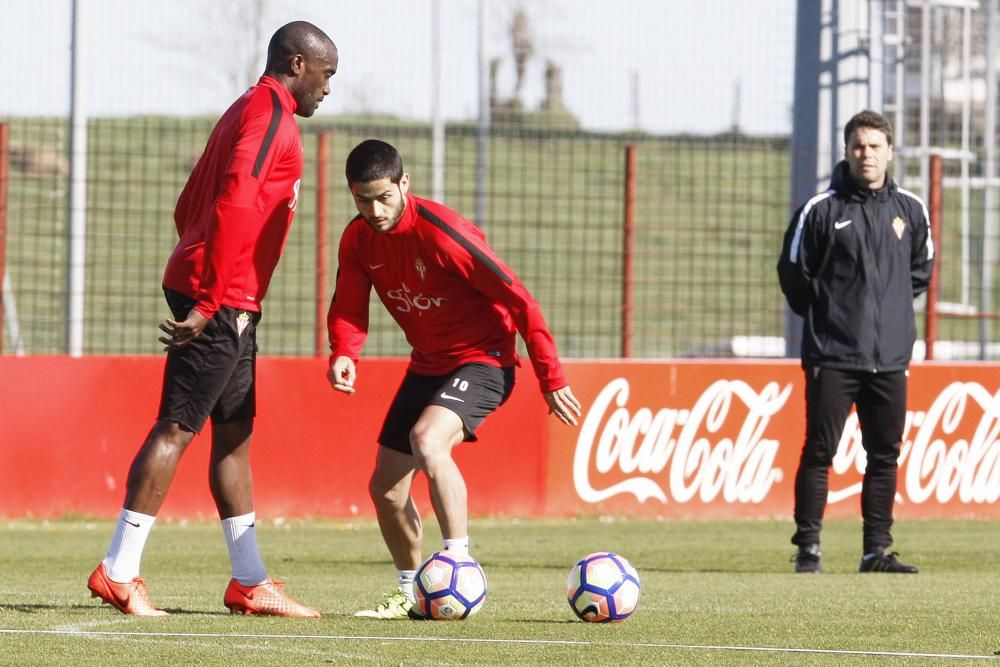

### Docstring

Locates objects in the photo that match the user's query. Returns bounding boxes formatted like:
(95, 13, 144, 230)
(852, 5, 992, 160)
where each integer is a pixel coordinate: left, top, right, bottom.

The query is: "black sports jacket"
(777, 161, 935, 372)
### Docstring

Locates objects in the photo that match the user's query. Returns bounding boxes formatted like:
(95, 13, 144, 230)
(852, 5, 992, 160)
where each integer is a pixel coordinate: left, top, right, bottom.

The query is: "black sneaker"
(859, 548, 919, 573)
(793, 544, 821, 573)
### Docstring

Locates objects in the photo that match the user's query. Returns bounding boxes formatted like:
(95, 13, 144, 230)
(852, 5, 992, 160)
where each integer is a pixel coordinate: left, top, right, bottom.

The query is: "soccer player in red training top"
(327, 139, 583, 619)
(87, 21, 337, 617)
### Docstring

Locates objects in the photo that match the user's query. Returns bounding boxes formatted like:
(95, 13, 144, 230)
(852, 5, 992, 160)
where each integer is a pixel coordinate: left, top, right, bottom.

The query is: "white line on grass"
(0, 629, 995, 661)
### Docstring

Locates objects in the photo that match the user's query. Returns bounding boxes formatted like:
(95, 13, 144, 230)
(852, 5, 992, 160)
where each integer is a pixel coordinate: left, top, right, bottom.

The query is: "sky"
(0, 0, 796, 135)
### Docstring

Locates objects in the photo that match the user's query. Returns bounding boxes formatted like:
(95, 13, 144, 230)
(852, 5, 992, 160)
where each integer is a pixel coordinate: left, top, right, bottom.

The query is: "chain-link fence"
(1, 0, 997, 359)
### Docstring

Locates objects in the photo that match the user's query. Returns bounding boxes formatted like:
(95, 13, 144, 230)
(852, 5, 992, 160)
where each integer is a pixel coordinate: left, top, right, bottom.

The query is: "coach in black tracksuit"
(777, 110, 935, 574)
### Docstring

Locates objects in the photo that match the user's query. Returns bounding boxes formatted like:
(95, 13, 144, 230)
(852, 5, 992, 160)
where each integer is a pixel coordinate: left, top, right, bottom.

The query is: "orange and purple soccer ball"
(414, 551, 487, 620)
(567, 552, 641, 622)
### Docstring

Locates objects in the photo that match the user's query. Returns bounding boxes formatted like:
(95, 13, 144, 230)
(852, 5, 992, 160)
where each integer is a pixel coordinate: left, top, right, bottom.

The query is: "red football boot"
(223, 578, 321, 618)
(87, 563, 169, 616)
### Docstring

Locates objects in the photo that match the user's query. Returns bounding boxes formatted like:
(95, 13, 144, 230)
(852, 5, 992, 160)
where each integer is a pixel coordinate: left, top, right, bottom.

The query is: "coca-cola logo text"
(574, 378, 790, 505)
(830, 382, 1000, 505)
(574, 377, 1000, 508)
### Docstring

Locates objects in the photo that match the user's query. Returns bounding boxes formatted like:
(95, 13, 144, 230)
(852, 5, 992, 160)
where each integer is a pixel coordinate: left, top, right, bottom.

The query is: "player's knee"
(409, 432, 450, 471)
(410, 436, 451, 472)
(149, 421, 194, 458)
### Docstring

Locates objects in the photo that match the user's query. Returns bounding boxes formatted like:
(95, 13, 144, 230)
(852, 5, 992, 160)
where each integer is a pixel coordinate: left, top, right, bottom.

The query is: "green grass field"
(2, 517, 998, 665)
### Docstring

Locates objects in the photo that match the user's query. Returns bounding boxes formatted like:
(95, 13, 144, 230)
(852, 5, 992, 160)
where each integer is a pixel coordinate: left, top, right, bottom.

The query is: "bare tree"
(151, 0, 271, 101)
(215, 0, 270, 93)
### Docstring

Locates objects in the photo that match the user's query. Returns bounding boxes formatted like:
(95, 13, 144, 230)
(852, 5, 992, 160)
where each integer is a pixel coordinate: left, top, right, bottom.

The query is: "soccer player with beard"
(327, 139, 582, 618)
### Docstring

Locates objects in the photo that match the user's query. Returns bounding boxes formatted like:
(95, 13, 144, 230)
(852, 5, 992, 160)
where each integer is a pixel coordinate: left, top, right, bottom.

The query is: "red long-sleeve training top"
(163, 76, 303, 318)
(327, 194, 568, 393)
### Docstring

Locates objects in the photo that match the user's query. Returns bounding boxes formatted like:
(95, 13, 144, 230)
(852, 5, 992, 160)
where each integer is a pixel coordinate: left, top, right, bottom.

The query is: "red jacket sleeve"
(432, 224, 568, 393)
(193, 107, 271, 318)
(327, 223, 373, 367)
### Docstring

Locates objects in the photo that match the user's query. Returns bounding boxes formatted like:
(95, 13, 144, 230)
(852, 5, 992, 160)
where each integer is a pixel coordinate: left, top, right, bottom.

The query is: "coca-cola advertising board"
(0, 357, 997, 518)
(546, 360, 1000, 518)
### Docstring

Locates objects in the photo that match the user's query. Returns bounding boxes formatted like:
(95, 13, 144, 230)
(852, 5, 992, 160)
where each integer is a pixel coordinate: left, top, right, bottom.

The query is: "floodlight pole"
(981, 0, 998, 358)
(475, 0, 489, 228)
(431, 0, 445, 203)
(868, 0, 884, 112)
(67, 0, 88, 357)
(787, 0, 820, 357)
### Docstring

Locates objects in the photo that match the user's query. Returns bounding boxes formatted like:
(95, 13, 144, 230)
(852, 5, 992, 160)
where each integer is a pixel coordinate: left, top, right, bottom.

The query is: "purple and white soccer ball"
(414, 551, 488, 620)
(567, 551, 641, 622)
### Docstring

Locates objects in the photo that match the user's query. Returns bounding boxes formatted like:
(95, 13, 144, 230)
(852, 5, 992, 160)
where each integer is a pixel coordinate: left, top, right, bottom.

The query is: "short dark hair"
(844, 110, 894, 147)
(345, 139, 404, 185)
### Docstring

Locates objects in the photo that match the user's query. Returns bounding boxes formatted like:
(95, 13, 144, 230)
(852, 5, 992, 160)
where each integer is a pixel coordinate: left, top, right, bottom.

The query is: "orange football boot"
(87, 563, 169, 616)
(223, 578, 321, 618)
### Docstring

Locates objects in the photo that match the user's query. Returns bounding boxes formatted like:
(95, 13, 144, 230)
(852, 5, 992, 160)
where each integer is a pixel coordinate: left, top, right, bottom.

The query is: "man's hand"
(158, 308, 210, 351)
(544, 386, 582, 426)
(327, 355, 357, 395)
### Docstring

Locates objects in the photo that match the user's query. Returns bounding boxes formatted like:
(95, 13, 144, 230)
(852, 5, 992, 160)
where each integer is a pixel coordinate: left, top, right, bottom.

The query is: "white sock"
(102, 509, 156, 582)
(443, 536, 469, 557)
(221, 512, 268, 586)
(397, 569, 416, 602)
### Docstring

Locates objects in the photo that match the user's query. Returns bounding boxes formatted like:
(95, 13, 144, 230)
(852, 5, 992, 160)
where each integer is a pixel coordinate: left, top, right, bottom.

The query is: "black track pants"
(791, 367, 907, 553)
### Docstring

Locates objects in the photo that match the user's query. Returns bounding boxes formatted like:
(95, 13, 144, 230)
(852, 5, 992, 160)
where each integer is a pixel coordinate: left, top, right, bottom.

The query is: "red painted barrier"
(0, 357, 546, 519)
(1, 357, 997, 519)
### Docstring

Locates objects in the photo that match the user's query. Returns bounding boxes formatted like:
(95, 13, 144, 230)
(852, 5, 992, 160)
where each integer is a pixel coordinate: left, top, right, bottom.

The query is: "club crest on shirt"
(415, 258, 427, 280)
(237, 312, 251, 336)
(892, 216, 906, 240)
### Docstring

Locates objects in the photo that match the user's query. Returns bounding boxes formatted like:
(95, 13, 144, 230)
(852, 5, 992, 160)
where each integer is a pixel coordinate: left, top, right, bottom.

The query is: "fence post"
(0, 123, 8, 355)
(622, 144, 636, 358)
(925, 153, 942, 360)
(315, 131, 329, 359)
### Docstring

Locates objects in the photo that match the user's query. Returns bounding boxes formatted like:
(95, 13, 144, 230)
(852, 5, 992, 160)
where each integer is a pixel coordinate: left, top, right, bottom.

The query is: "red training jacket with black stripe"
(327, 194, 568, 393)
(163, 75, 303, 318)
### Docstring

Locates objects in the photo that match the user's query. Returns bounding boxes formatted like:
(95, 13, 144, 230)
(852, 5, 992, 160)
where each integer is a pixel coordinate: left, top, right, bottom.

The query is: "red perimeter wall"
(1, 357, 997, 519)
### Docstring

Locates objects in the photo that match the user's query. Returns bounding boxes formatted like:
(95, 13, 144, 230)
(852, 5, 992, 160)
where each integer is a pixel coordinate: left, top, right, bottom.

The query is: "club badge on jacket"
(892, 217, 906, 240)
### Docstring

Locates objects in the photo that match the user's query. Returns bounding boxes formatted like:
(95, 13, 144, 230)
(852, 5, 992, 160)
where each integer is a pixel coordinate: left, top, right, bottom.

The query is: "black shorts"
(378, 363, 516, 455)
(157, 288, 260, 433)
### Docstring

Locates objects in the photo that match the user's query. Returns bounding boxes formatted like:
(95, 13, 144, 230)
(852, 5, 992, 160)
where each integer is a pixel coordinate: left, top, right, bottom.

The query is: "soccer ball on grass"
(414, 551, 487, 620)
(567, 552, 641, 622)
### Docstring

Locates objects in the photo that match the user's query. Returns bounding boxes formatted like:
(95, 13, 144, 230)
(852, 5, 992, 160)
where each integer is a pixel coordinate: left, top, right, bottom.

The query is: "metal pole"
(960, 6, 971, 304)
(1, 271, 23, 355)
(431, 0, 445, 203)
(315, 132, 329, 359)
(475, 0, 489, 228)
(982, 0, 998, 358)
(894, 0, 907, 186)
(786, 0, 824, 357)
(0, 124, 7, 355)
(926, 154, 943, 360)
(67, 0, 88, 357)
(622, 145, 636, 358)
(868, 0, 885, 112)
(919, 3, 931, 199)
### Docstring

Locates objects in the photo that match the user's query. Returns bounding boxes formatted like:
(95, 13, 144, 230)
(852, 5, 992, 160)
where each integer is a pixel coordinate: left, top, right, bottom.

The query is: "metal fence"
(0, 118, 792, 358)
(0, 0, 997, 359)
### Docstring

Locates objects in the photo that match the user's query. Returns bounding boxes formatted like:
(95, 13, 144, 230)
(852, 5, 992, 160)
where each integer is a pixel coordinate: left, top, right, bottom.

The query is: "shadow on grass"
(1, 602, 241, 617)
(483, 560, 779, 574)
